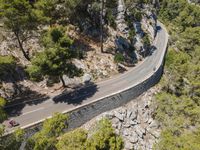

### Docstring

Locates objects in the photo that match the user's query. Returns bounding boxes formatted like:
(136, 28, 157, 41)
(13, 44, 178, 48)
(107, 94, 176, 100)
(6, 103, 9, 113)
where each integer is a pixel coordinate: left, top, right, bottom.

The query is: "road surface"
(5, 22, 168, 132)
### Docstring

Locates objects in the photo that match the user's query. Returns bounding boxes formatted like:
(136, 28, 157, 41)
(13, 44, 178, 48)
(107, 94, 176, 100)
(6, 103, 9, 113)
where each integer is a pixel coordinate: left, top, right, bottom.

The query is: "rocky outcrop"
(82, 87, 161, 150)
(109, 94, 160, 150)
(116, 0, 129, 36)
(141, 5, 157, 39)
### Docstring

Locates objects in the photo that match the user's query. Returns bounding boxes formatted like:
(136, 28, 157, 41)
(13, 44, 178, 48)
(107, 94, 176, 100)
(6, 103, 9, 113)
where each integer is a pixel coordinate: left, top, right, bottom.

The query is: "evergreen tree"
(27, 27, 82, 87)
(0, 0, 46, 60)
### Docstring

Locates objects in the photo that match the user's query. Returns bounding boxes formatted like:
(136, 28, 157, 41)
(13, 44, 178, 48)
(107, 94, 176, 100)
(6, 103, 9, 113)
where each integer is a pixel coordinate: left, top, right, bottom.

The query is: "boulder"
(135, 125, 145, 138)
(149, 130, 160, 139)
(133, 143, 140, 150)
(124, 141, 134, 150)
(62, 75, 71, 85)
(117, 121, 122, 130)
(114, 111, 124, 121)
(105, 112, 114, 119)
(119, 108, 127, 116)
(102, 70, 108, 76)
(130, 120, 138, 126)
(123, 122, 131, 128)
(143, 112, 150, 123)
(74, 59, 85, 69)
(82, 73, 92, 83)
(129, 132, 138, 144)
(148, 118, 153, 124)
(134, 36, 144, 52)
(149, 120, 159, 129)
(126, 110, 132, 119)
(122, 129, 130, 136)
(144, 100, 150, 108)
(61, 75, 81, 87)
(2, 82, 16, 98)
(130, 110, 137, 120)
(0, 89, 6, 98)
(112, 117, 120, 128)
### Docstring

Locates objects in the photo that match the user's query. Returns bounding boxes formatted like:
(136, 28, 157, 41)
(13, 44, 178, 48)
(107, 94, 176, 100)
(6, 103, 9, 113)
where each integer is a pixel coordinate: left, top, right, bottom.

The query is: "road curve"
(5, 21, 168, 132)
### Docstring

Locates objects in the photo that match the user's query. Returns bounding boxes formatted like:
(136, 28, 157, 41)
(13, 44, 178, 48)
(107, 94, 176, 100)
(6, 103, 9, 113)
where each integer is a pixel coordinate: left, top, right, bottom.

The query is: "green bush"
(0, 97, 6, 123)
(129, 9, 142, 22)
(154, 0, 200, 149)
(50, 27, 64, 43)
(114, 53, 124, 63)
(154, 128, 200, 150)
(86, 118, 123, 150)
(56, 118, 124, 150)
(143, 33, 150, 47)
(128, 28, 136, 41)
(26, 113, 68, 150)
(106, 9, 117, 29)
(56, 129, 87, 150)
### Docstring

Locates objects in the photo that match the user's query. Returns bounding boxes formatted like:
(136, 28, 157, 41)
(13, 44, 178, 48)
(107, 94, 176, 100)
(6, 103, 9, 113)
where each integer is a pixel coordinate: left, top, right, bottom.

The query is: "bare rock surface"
(0, 0, 158, 101)
(81, 87, 161, 150)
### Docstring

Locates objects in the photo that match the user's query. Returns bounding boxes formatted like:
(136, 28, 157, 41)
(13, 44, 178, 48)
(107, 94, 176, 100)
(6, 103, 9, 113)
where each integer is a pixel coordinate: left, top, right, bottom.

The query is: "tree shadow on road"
(4, 84, 50, 117)
(53, 82, 98, 106)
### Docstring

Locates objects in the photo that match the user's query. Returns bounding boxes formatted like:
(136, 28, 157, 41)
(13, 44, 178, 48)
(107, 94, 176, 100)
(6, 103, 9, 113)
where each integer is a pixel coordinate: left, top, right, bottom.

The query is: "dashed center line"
(21, 107, 44, 116)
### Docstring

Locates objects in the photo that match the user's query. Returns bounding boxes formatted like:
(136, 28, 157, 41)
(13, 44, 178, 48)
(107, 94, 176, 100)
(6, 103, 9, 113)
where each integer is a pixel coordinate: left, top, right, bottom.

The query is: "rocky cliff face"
(0, 0, 158, 101)
(114, 0, 158, 63)
(116, 0, 129, 36)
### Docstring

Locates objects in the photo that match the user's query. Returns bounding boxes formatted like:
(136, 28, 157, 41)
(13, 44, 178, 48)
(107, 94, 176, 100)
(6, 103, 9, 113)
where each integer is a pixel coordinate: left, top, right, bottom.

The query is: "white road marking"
(4, 22, 168, 135)
(21, 107, 44, 116)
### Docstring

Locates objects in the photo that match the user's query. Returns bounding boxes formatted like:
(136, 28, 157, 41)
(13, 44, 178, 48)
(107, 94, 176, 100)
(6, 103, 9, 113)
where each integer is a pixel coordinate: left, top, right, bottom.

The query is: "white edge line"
(5, 22, 168, 135)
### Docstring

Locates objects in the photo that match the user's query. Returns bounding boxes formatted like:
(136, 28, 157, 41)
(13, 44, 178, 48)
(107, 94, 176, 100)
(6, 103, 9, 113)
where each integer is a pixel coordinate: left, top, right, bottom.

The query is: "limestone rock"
(135, 125, 145, 138)
(149, 120, 159, 129)
(112, 117, 120, 128)
(130, 120, 138, 126)
(117, 122, 122, 130)
(124, 141, 134, 150)
(148, 118, 153, 124)
(129, 132, 138, 144)
(105, 112, 114, 119)
(123, 129, 130, 136)
(123, 122, 131, 128)
(82, 73, 92, 83)
(148, 129, 160, 139)
(130, 110, 137, 120)
(2, 82, 16, 98)
(73, 59, 86, 69)
(114, 111, 124, 121)
(62, 75, 71, 86)
(126, 110, 132, 118)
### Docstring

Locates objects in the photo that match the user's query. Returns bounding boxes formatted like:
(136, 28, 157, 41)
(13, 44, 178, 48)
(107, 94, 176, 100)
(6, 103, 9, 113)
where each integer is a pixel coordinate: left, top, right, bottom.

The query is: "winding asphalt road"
(5, 22, 168, 132)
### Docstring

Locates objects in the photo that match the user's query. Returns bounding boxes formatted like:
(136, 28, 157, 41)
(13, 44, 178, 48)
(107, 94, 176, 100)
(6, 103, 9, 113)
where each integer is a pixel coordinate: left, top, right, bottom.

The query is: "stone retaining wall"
(21, 20, 168, 138)
(67, 63, 163, 130)
(23, 62, 164, 137)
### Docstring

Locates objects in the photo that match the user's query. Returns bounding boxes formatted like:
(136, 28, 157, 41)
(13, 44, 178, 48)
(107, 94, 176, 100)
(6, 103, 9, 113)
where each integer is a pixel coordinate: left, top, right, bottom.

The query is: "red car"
(8, 120, 19, 128)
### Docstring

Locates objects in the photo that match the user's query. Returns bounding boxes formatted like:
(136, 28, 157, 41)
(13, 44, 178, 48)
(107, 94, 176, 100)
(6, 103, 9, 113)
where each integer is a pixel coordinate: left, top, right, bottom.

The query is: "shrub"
(114, 53, 124, 63)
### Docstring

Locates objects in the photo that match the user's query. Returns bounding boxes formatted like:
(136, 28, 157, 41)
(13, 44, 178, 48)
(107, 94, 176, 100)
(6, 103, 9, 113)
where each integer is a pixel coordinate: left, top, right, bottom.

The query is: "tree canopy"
(0, 0, 46, 60)
(27, 26, 82, 86)
(26, 113, 68, 150)
(56, 118, 124, 150)
(153, 0, 200, 149)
